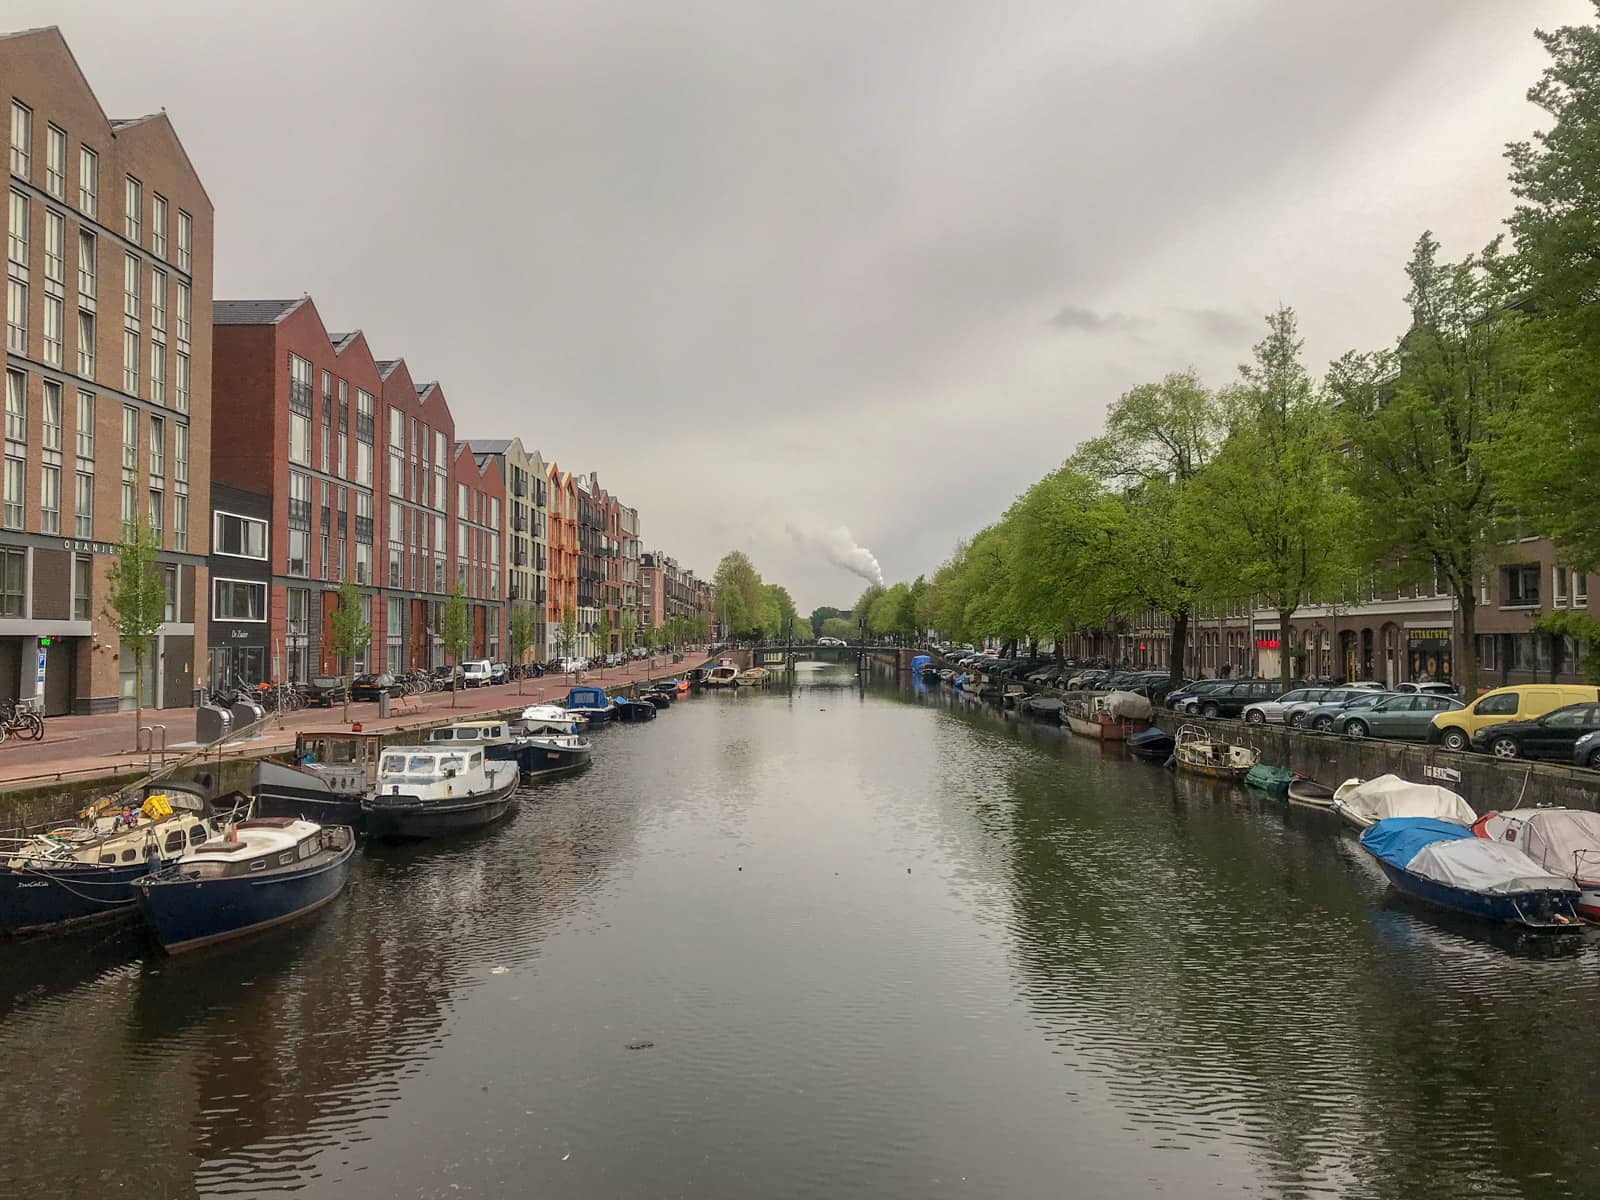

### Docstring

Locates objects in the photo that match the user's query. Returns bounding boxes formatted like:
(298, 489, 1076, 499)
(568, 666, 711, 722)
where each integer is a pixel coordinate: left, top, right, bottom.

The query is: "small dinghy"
(363, 747, 521, 840)
(1021, 696, 1064, 720)
(612, 696, 659, 722)
(737, 667, 769, 686)
(1285, 778, 1338, 809)
(1126, 726, 1175, 760)
(519, 704, 587, 736)
(134, 818, 356, 953)
(701, 663, 740, 689)
(1331, 774, 1475, 831)
(1244, 764, 1297, 799)
(1360, 816, 1582, 932)
(1173, 724, 1258, 781)
(0, 781, 247, 936)
(1473, 807, 1600, 922)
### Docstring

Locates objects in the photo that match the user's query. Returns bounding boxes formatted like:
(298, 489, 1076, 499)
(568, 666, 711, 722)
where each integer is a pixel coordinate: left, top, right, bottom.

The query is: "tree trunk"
(1279, 609, 1294, 692)
(342, 671, 351, 725)
(1168, 608, 1190, 689)
(133, 655, 144, 747)
(451, 671, 459, 709)
(1458, 590, 1477, 698)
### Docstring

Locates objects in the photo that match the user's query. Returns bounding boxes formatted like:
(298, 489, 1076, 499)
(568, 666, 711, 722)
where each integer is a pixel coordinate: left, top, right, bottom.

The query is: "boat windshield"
(439, 754, 467, 774)
(381, 753, 439, 776)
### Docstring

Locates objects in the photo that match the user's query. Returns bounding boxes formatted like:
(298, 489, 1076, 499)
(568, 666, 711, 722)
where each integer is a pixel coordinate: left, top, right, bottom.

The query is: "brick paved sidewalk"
(0, 654, 705, 792)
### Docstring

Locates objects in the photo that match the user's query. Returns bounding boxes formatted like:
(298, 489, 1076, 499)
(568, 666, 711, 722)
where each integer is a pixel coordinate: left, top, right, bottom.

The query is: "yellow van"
(1429, 683, 1600, 751)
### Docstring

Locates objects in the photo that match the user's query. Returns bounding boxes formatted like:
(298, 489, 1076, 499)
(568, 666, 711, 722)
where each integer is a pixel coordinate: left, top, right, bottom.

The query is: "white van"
(461, 659, 493, 688)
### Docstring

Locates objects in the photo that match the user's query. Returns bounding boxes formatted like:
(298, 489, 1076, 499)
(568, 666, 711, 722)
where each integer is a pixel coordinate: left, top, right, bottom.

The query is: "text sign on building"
(35, 649, 45, 687)
(58, 538, 123, 556)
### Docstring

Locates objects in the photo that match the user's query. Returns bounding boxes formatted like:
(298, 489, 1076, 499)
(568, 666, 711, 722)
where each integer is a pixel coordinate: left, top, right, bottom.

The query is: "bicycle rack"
(137, 724, 167, 776)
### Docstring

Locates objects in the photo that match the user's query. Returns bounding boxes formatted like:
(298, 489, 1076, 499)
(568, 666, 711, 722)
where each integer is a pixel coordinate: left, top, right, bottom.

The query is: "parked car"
(490, 662, 510, 685)
(461, 659, 493, 688)
(1187, 679, 1280, 718)
(1333, 693, 1465, 741)
(559, 657, 588, 673)
(818, 636, 846, 646)
(1428, 683, 1600, 752)
(1279, 686, 1382, 728)
(300, 676, 347, 708)
(1470, 701, 1600, 760)
(1242, 686, 1341, 725)
(1164, 679, 1228, 710)
(350, 673, 402, 702)
(1301, 691, 1398, 733)
(1575, 728, 1600, 770)
(1393, 681, 1459, 696)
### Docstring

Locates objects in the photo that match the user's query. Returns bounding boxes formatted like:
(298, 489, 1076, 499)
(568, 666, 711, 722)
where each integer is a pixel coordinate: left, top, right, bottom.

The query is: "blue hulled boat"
(1125, 726, 1175, 760)
(612, 696, 657, 722)
(565, 686, 615, 723)
(133, 818, 355, 953)
(1359, 817, 1583, 932)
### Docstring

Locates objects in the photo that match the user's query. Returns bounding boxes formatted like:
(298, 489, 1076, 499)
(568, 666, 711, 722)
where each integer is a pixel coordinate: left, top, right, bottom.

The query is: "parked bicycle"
(0, 698, 45, 743)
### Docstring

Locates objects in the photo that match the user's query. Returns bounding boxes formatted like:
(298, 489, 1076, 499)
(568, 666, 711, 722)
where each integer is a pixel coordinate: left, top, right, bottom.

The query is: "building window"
(73, 470, 92, 537)
(77, 309, 95, 377)
(176, 209, 191, 273)
(45, 125, 66, 199)
(1, 454, 22, 530)
(288, 470, 311, 526)
(150, 269, 166, 333)
(149, 415, 164, 477)
(72, 553, 91, 620)
(148, 488, 162, 542)
(42, 380, 61, 451)
(160, 564, 177, 623)
(7, 189, 26, 266)
(78, 145, 98, 218)
(174, 422, 187, 483)
(213, 578, 267, 622)
(1578, 574, 1590, 608)
(5, 368, 24, 443)
(151, 194, 167, 259)
(176, 280, 190, 343)
(9, 103, 30, 178)
(124, 177, 142, 243)
(77, 228, 95, 298)
(213, 510, 267, 559)
(288, 529, 309, 577)
(40, 465, 59, 534)
(174, 350, 189, 412)
(120, 480, 136, 538)
(173, 492, 187, 552)
(123, 253, 140, 321)
(123, 329, 138, 394)
(149, 340, 165, 406)
(0, 546, 23, 616)
(76, 390, 94, 459)
(44, 208, 64, 284)
(122, 405, 138, 470)
(1503, 564, 1540, 608)
(43, 296, 62, 366)
(5, 278, 24, 354)
(1555, 565, 1570, 608)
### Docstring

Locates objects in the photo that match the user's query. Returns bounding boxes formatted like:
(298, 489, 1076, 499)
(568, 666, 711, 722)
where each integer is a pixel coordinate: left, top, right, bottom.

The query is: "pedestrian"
(534, 661, 543, 679)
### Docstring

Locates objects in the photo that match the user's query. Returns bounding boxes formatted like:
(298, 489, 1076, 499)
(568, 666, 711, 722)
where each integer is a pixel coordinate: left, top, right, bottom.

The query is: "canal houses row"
(3, 25, 716, 714)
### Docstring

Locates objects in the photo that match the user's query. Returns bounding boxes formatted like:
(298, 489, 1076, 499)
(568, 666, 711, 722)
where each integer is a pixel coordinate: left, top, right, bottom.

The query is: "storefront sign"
(1407, 628, 1451, 639)
(1255, 638, 1280, 649)
(58, 538, 122, 556)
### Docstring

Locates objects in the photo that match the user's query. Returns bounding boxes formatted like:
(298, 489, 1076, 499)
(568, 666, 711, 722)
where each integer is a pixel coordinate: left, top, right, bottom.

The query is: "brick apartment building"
(5, 27, 213, 713)
(452, 442, 503, 660)
(575, 471, 601, 657)
(464, 437, 547, 662)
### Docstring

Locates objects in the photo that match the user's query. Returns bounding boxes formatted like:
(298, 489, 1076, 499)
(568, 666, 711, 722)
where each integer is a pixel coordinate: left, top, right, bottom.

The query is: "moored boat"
(1173, 724, 1259, 780)
(702, 663, 740, 688)
(1020, 696, 1064, 720)
(1473, 807, 1600, 922)
(1360, 816, 1582, 932)
(362, 746, 521, 840)
(737, 667, 769, 687)
(1, 781, 248, 936)
(1285, 778, 1338, 808)
(133, 818, 356, 953)
(1244, 763, 1297, 799)
(518, 704, 587, 736)
(1126, 726, 1175, 760)
(612, 696, 658, 721)
(252, 731, 386, 829)
(1064, 691, 1152, 741)
(565, 686, 615, 722)
(1331, 774, 1476, 831)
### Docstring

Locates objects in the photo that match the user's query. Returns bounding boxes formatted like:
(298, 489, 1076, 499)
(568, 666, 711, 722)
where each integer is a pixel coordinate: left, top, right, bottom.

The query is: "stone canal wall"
(1152, 712, 1600, 814)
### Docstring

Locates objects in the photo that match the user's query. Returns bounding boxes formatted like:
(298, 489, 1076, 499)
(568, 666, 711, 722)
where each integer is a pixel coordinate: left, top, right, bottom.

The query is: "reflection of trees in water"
(990, 728, 1600, 1199)
(0, 781, 643, 1198)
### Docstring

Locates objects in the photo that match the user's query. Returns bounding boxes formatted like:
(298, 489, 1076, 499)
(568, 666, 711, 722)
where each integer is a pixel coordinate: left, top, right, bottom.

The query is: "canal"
(2, 663, 1597, 1198)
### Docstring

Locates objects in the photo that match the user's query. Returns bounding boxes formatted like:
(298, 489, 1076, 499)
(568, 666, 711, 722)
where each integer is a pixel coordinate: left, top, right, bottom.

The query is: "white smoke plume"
(787, 524, 885, 587)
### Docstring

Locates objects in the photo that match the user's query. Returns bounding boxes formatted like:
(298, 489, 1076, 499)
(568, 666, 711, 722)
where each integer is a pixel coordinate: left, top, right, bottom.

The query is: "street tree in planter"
(621, 612, 637, 660)
(105, 521, 165, 743)
(442, 583, 468, 708)
(508, 605, 536, 696)
(328, 578, 373, 724)
(558, 604, 579, 667)
(595, 610, 613, 664)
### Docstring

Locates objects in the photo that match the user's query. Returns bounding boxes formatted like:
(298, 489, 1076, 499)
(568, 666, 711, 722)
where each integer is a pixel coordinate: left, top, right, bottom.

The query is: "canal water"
(2, 664, 1598, 1198)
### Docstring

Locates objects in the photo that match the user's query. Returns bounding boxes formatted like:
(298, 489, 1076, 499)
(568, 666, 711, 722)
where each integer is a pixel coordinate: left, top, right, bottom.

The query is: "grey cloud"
(19, 0, 1579, 609)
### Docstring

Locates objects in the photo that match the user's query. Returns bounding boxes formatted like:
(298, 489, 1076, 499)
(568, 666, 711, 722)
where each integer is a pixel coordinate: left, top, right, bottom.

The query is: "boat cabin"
(180, 818, 334, 879)
(377, 747, 486, 792)
(291, 731, 387, 794)
(426, 722, 512, 745)
(566, 687, 612, 710)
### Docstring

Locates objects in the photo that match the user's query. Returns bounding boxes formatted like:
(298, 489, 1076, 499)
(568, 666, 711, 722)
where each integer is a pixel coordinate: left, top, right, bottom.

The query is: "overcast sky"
(18, 0, 1586, 609)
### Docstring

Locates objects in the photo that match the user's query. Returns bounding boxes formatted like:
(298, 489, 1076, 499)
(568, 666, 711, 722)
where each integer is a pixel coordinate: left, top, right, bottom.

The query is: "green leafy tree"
(1330, 233, 1528, 697)
(1069, 370, 1221, 685)
(105, 521, 165, 739)
(1496, 9, 1600, 569)
(1182, 308, 1350, 689)
(558, 604, 579, 663)
(621, 612, 637, 657)
(595, 610, 613, 661)
(442, 583, 468, 707)
(641, 614, 657, 653)
(328, 579, 373, 723)
(712, 551, 764, 638)
(508, 605, 536, 695)
(820, 616, 856, 641)
(808, 606, 848, 637)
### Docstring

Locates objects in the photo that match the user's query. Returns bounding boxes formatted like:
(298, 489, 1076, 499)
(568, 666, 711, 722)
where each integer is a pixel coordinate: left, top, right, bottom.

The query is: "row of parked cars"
(1173, 678, 1600, 766)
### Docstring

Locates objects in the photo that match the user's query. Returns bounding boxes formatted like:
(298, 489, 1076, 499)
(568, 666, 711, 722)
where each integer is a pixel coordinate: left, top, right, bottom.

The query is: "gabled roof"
(215, 298, 308, 326)
(416, 382, 437, 402)
(328, 331, 360, 351)
(464, 438, 513, 456)
(375, 360, 402, 379)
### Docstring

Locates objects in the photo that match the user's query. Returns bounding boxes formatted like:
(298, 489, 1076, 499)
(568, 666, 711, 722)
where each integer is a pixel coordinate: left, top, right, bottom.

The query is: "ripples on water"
(1, 670, 1597, 1198)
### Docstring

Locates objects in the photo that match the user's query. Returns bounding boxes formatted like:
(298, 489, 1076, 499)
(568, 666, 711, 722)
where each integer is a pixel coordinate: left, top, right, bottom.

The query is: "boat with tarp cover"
(1360, 816, 1582, 931)
(1473, 807, 1600, 922)
(1063, 691, 1152, 741)
(1331, 774, 1476, 831)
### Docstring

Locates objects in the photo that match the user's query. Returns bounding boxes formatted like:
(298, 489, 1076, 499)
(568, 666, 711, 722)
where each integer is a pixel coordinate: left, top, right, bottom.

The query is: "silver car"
(1276, 685, 1383, 729)
(1242, 686, 1340, 725)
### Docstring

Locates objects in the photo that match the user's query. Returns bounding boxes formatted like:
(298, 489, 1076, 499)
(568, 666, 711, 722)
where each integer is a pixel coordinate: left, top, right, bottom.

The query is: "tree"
(595, 610, 614, 661)
(508, 605, 536, 695)
(558, 604, 579, 662)
(1069, 370, 1221, 686)
(809, 606, 848, 637)
(621, 612, 637, 656)
(641, 614, 657, 654)
(1331, 233, 1528, 697)
(328, 579, 372, 723)
(1496, 8, 1600, 570)
(442, 583, 468, 707)
(105, 521, 165, 740)
(820, 616, 856, 641)
(1182, 308, 1349, 689)
(713, 551, 764, 638)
